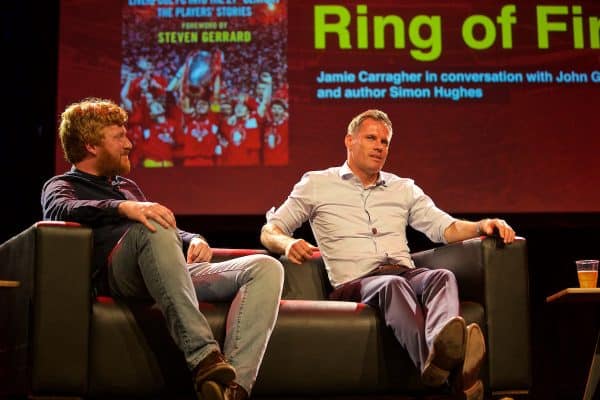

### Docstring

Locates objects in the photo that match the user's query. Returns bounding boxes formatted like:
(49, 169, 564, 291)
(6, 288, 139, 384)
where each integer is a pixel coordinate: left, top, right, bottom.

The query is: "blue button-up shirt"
(267, 163, 457, 287)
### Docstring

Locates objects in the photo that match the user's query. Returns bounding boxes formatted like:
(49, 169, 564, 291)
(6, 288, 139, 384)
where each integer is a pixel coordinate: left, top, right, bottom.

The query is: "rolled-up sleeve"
(266, 172, 315, 236)
(407, 183, 457, 244)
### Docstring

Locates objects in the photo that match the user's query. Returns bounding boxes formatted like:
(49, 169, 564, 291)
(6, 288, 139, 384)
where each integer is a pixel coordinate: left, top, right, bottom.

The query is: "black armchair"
(0, 222, 531, 399)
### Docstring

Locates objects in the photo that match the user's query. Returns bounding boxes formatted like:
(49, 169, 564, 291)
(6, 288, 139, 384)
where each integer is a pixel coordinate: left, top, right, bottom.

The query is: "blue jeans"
(107, 222, 284, 393)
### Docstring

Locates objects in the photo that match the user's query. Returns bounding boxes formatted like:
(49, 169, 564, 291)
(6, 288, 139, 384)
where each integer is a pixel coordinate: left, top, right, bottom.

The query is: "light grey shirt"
(266, 162, 457, 288)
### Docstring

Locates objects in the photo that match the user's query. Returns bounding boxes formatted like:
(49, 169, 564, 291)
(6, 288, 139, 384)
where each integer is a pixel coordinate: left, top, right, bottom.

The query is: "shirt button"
(372, 227, 377, 234)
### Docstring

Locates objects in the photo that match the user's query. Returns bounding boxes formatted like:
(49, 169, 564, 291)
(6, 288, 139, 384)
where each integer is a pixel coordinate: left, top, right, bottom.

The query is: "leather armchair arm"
(411, 236, 532, 395)
(278, 253, 332, 300)
(31, 222, 93, 394)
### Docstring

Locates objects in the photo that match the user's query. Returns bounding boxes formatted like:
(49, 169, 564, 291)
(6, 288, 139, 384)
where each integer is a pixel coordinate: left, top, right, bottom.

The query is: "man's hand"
(286, 239, 318, 264)
(118, 201, 177, 232)
(479, 218, 516, 244)
(445, 218, 517, 244)
(187, 237, 212, 263)
(260, 223, 317, 264)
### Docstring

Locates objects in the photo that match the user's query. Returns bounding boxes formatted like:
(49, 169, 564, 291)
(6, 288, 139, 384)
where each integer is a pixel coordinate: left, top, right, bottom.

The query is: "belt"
(371, 264, 411, 276)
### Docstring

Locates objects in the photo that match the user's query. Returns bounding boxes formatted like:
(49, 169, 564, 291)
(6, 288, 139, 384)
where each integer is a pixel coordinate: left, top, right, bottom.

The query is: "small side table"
(546, 288, 600, 400)
(0, 279, 21, 397)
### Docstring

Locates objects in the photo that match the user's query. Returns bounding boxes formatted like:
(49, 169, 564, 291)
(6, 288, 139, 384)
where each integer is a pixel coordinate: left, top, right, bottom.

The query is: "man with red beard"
(263, 99, 289, 166)
(41, 98, 284, 400)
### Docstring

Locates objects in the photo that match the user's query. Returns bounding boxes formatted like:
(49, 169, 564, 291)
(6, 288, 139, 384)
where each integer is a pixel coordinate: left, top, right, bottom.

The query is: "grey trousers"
(329, 267, 460, 372)
(107, 222, 284, 393)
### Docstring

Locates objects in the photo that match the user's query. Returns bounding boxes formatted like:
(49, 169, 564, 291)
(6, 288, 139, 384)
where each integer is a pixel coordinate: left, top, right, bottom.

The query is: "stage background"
(2, 1, 599, 399)
(56, 0, 600, 215)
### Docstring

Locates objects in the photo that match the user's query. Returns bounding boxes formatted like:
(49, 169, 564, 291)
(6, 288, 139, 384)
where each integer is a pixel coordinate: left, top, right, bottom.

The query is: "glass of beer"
(575, 260, 599, 288)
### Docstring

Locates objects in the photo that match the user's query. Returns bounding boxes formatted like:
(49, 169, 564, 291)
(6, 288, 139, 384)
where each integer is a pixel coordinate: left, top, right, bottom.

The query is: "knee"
(246, 255, 284, 291)
(134, 220, 181, 245)
(428, 269, 458, 294)
(433, 268, 457, 284)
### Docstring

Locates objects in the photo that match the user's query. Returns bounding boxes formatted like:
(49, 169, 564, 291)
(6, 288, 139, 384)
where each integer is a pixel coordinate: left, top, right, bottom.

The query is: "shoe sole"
(462, 323, 486, 389)
(198, 380, 224, 400)
(422, 316, 466, 387)
(462, 379, 484, 400)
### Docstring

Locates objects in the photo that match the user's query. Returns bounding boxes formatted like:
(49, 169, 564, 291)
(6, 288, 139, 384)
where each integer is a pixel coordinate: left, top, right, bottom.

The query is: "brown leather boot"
(421, 316, 467, 387)
(193, 351, 236, 393)
(452, 323, 486, 400)
(199, 380, 225, 400)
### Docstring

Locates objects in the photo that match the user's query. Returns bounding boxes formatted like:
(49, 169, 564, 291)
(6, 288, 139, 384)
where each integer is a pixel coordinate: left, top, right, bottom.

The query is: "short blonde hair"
(347, 109, 393, 137)
(58, 98, 128, 164)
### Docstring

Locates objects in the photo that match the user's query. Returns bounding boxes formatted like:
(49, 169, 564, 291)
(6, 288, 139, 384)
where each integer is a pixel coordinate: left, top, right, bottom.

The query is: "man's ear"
(344, 133, 353, 150)
(85, 143, 98, 156)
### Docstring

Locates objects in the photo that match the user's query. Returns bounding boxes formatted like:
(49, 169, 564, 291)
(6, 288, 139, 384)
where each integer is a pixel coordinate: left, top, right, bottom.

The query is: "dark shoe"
(453, 323, 486, 400)
(421, 316, 467, 387)
(194, 351, 236, 390)
(199, 380, 225, 400)
(223, 383, 249, 400)
(460, 379, 484, 400)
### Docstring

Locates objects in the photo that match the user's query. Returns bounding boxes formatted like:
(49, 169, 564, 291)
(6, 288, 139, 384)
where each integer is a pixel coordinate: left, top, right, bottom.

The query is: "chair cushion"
(87, 297, 484, 397)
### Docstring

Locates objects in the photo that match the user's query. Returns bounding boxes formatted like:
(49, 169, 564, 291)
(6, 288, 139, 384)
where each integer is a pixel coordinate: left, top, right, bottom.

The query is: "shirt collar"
(339, 162, 386, 188)
(339, 162, 354, 180)
(71, 167, 120, 186)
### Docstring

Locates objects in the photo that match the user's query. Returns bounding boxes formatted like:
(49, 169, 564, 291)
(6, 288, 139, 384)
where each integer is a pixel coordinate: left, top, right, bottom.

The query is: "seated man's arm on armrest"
(444, 218, 516, 244)
(260, 223, 317, 264)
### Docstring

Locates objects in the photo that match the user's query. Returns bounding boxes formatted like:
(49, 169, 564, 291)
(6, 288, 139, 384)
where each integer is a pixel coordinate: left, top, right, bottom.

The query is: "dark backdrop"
(1, 2, 598, 399)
